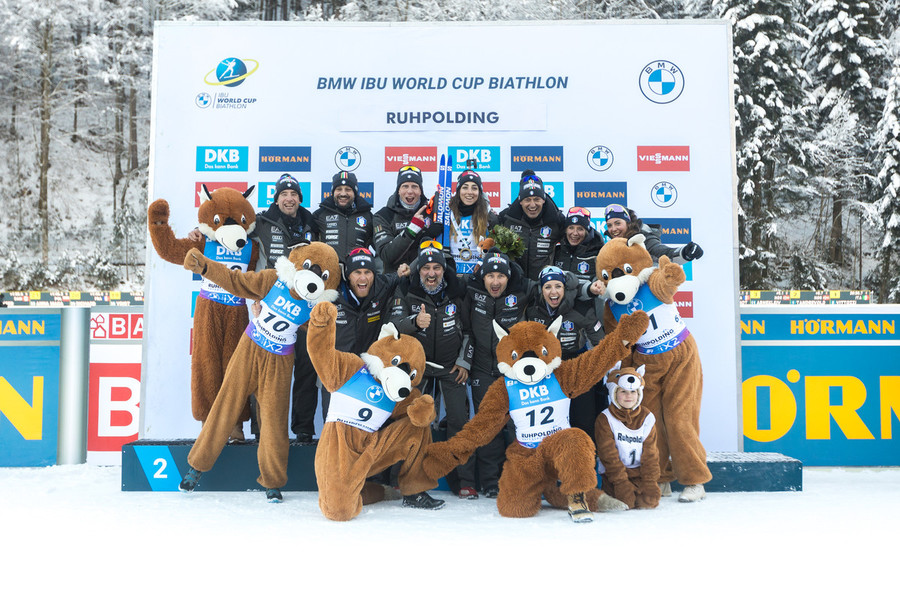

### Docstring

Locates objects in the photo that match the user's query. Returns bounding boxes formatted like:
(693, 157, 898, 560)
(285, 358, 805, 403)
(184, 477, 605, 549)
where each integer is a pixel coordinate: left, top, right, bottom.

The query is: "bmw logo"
(639, 60, 685, 104)
(651, 181, 678, 208)
(627, 298, 644, 313)
(365, 385, 384, 402)
(587, 145, 614, 172)
(335, 146, 361, 171)
(195, 92, 212, 108)
(204, 57, 259, 88)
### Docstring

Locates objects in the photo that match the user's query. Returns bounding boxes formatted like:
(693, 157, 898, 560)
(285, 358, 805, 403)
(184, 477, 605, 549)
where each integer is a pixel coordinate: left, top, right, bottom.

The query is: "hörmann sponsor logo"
(510, 146, 564, 171)
(194, 181, 249, 208)
(259, 146, 312, 172)
(384, 147, 438, 171)
(449, 146, 500, 172)
(653, 218, 692, 245)
(196, 147, 248, 172)
(637, 146, 690, 171)
(573, 182, 627, 207)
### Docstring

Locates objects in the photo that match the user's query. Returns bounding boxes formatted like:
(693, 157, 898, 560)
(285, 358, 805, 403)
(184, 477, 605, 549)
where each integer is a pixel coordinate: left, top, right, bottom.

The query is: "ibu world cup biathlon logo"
(587, 145, 614, 172)
(204, 57, 259, 88)
(335, 146, 361, 171)
(639, 60, 684, 104)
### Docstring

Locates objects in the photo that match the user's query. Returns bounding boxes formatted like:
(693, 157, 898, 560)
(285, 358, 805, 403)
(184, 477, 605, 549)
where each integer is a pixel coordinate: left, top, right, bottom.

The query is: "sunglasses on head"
(400, 165, 421, 174)
(568, 207, 591, 218)
(604, 203, 627, 216)
(349, 247, 373, 256)
(420, 240, 443, 250)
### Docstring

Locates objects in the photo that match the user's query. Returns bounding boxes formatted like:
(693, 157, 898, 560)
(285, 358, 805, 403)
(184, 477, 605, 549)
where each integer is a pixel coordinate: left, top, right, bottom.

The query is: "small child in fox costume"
(595, 362, 660, 509)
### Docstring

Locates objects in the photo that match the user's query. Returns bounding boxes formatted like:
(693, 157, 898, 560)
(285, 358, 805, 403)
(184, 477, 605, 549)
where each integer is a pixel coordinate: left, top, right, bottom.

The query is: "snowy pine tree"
(874, 39, 900, 300)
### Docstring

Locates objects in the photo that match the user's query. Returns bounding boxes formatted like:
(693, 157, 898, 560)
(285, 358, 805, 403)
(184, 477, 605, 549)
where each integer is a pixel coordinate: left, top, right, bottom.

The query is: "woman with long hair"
(447, 168, 498, 275)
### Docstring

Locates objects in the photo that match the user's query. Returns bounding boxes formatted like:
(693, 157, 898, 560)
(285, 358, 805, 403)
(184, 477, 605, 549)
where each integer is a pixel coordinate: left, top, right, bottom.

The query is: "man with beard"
(313, 171, 376, 262)
(389, 242, 473, 497)
(498, 170, 566, 279)
(374, 165, 444, 273)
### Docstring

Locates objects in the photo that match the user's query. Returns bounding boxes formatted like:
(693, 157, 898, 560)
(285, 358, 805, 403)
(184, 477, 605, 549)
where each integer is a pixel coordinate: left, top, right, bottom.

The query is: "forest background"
(1, 0, 899, 300)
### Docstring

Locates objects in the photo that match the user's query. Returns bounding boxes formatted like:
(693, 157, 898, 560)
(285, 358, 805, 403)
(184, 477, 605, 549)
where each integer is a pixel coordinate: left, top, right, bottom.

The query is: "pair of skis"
(435, 154, 453, 247)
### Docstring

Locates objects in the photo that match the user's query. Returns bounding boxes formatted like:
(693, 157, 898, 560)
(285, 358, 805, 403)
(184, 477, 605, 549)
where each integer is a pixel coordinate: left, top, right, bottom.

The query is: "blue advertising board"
(741, 307, 900, 466)
(0, 310, 62, 466)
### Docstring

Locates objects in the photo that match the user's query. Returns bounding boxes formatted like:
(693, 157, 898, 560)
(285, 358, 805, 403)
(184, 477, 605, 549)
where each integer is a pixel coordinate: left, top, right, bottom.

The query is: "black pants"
(290, 329, 320, 437)
(421, 372, 476, 490)
(468, 369, 510, 490)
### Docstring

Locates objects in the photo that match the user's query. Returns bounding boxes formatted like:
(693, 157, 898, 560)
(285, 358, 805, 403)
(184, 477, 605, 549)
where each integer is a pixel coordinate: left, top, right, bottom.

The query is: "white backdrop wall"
(143, 20, 741, 450)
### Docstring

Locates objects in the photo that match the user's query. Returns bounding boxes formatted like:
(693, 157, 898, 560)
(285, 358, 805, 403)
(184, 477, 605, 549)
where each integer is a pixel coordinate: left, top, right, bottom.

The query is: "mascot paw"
(657, 256, 685, 286)
(148, 199, 170, 226)
(407, 394, 435, 428)
(614, 482, 637, 508)
(616, 310, 650, 347)
(310, 301, 337, 328)
(422, 442, 458, 480)
(183, 248, 207, 274)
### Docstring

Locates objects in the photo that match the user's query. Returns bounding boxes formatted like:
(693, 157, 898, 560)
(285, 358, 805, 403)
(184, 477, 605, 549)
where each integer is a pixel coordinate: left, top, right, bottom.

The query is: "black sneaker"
(292, 432, 315, 445)
(483, 485, 500, 499)
(266, 488, 283, 503)
(402, 491, 445, 510)
(179, 467, 202, 492)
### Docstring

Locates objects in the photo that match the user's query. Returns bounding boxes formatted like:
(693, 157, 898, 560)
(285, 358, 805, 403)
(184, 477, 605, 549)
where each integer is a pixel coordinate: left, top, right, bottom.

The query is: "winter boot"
(179, 467, 202, 492)
(402, 491, 445, 510)
(567, 492, 593, 523)
(266, 488, 283, 503)
(678, 484, 706, 503)
(659, 481, 672, 497)
(594, 492, 628, 512)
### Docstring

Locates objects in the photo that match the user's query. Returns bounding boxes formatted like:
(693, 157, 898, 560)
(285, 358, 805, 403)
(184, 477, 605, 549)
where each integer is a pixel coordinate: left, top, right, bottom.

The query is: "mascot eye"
(302, 259, 312, 270)
(391, 355, 401, 366)
(213, 215, 221, 225)
(601, 269, 609, 281)
(511, 351, 518, 360)
(241, 215, 247, 224)
(321, 270, 330, 282)
(624, 263, 633, 274)
(410, 369, 417, 380)
(542, 347, 548, 356)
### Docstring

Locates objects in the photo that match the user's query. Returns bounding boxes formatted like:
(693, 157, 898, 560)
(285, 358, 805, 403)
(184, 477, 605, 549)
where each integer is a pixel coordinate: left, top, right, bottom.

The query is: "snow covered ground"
(1, 464, 897, 597)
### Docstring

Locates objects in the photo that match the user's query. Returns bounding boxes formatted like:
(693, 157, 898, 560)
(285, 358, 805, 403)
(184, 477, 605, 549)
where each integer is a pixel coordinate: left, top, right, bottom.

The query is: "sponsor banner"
(384, 146, 438, 172)
(196, 146, 248, 172)
(90, 312, 144, 340)
(674, 291, 694, 318)
(88, 344, 142, 463)
(320, 181, 375, 204)
(258, 146, 312, 172)
(654, 218, 692, 244)
(195, 181, 249, 208)
(510, 181, 564, 208)
(573, 182, 627, 207)
(259, 180, 312, 208)
(449, 146, 501, 172)
(637, 145, 690, 172)
(510, 146, 564, 172)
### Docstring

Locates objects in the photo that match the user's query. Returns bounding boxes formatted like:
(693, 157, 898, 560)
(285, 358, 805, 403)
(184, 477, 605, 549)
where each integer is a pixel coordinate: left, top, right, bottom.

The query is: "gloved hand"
(681, 241, 703, 261)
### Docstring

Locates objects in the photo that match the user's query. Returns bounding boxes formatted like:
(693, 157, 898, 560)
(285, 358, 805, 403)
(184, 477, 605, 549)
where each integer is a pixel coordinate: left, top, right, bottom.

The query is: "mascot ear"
(603, 360, 623, 385)
(200, 184, 212, 203)
(628, 234, 646, 247)
(378, 322, 400, 341)
(242, 185, 256, 199)
(547, 315, 563, 337)
(492, 320, 508, 341)
(636, 364, 646, 377)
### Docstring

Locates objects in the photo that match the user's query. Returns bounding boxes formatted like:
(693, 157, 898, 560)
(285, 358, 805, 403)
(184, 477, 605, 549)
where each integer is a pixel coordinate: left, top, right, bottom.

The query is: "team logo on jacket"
(505, 295, 517, 307)
(445, 304, 457, 316)
(563, 321, 575, 332)
(357, 216, 367, 227)
(639, 60, 684, 104)
(578, 261, 589, 274)
(540, 226, 551, 237)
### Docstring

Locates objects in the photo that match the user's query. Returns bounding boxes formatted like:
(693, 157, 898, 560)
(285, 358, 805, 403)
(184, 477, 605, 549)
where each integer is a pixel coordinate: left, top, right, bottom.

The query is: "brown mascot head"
(604, 361, 646, 410)
(360, 323, 427, 402)
(493, 318, 564, 385)
(275, 241, 341, 304)
(196, 185, 257, 253)
(594, 234, 655, 306)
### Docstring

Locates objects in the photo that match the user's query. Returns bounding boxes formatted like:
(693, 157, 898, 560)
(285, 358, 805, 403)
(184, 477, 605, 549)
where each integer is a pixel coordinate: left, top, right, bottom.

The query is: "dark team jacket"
(498, 200, 566, 280)
(389, 264, 469, 377)
(251, 204, 316, 269)
(553, 229, 605, 286)
(460, 261, 536, 377)
(312, 195, 375, 259)
(333, 273, 401, 354)
(373, 194, 444, 273)
(525, 272, 604, 360)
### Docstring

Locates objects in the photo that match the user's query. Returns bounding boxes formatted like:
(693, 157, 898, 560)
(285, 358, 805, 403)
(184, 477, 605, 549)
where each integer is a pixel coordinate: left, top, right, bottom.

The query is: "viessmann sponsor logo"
(384, 147, 438, 171)
(636, 146, 690, 171)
